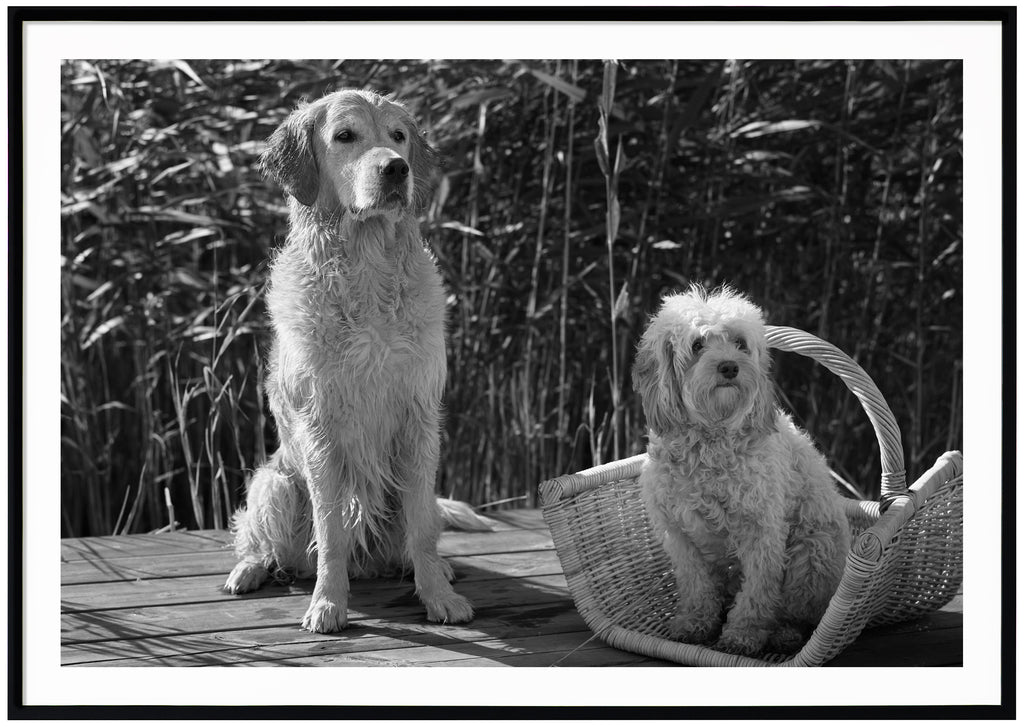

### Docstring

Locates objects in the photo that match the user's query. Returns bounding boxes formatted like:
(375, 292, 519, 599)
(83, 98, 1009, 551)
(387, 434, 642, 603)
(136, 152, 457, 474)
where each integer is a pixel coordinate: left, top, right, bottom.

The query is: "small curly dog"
(632, 285, 851, 656)
(224, 89, 493, 633)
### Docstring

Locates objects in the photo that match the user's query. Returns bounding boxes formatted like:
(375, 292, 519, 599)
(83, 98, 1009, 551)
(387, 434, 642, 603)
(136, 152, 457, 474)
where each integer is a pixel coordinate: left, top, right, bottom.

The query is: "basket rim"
(764, 324, 905, 504)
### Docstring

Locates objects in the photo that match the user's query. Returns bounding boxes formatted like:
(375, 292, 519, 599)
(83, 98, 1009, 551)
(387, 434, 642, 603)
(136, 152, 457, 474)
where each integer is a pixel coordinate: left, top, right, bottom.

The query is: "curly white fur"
(632, 285, 851, 656)
(224, 90, 493, 634)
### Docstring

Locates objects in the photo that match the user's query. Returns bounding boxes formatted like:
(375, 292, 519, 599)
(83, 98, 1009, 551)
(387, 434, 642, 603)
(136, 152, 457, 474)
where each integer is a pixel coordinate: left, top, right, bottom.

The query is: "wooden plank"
(61, 530, 233, 562)
(437, 528, 554, 556)
(61, 520, 550, 567)
(447, 550, 562, 578)
(61, 549, 238, 585)
(479, 509, 548, 530)
(828, 621, 962, 666)
(61, 573, 572, 644)
(62, 575, 300, 613)
(443, 645, 668, 668)
(61, 534, 558, 588)
(227, 631, 643, 668)
(826, 611, 962, 666)
(62, 599, 587, 665)
(870, 610, 962, 634)
(72, 618, 598, 667)
(62, 551, 567, 611)
(60, 510, 541, 563)
(120, 632, 661, 668)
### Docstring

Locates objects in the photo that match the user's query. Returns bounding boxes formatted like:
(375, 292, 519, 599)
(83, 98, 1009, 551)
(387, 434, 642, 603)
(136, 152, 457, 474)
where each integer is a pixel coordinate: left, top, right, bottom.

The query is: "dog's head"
(259, 89, 441, 218)
(632, 285, 776, 435)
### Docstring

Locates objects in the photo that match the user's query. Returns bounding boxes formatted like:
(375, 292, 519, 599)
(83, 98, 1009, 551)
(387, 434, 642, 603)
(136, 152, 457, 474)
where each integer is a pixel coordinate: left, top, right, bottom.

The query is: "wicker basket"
(540, 325, 963, 666)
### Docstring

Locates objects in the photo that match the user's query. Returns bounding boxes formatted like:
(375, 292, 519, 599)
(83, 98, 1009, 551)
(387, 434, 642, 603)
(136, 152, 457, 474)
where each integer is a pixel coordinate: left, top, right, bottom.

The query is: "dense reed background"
(60, 59, 963, 537)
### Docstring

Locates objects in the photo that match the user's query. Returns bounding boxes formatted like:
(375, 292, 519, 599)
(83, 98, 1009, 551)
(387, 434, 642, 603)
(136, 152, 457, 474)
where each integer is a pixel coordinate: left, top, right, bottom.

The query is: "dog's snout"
(717, 361, 739, 379)
(380, 157, 410, 183)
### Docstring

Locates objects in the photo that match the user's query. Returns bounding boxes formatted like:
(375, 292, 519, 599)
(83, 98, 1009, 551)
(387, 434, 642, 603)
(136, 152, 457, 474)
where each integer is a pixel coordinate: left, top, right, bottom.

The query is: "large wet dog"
(225, 89, 490, 633)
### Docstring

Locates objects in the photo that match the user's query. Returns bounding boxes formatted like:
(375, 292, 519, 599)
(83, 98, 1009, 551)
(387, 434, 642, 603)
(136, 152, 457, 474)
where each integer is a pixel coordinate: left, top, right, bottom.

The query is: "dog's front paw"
(669, 613, 721, 645)
(424, 591, 474, 624)
(714, 626, 768, 656)
(302, 598, 348, 633)
(224, 561, 268, 594)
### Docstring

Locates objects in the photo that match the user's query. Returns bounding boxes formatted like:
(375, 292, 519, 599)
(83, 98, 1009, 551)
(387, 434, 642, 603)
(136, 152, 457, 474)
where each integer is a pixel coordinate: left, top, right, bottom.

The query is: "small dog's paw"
(424, 591, 474, 624)
(766, 624, 805, 654)
(302, 598, 348, 633)
(714, 627, 768, 656)
(224, 561, 268, 594)
(669, 613, 721, 644)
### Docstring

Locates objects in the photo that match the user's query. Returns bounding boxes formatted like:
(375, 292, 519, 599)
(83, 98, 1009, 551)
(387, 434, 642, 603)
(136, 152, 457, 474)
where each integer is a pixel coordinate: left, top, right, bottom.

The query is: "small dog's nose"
(380, 158, 410, 183)
(718, 361, 739, 379)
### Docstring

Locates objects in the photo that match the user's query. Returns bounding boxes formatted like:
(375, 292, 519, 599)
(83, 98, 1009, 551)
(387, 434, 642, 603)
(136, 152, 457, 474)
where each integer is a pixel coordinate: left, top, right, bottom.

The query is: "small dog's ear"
(259, 105, 320, 207)
(632, 332, 686, 435)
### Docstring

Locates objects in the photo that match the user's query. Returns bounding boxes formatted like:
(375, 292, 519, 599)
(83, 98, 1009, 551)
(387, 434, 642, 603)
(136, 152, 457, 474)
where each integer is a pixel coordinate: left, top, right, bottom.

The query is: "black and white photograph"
(13, 5, 1011, 719)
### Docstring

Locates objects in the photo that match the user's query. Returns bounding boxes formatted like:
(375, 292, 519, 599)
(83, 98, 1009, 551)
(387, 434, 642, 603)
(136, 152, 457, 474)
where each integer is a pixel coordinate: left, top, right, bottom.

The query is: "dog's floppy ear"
(259, 104, 320, 207)
(403, 110, 443, 210)
(631, 329, 687, 436)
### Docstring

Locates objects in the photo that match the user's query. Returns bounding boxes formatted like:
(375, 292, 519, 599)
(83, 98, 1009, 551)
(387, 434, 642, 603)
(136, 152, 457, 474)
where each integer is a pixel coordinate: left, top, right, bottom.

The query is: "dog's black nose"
(381, 158, 410, 183)
(718, 361, 739, 379)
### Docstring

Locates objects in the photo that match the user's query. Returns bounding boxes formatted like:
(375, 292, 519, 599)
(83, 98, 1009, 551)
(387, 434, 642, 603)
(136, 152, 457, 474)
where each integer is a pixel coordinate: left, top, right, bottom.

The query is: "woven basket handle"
(765, 325, 906, 510)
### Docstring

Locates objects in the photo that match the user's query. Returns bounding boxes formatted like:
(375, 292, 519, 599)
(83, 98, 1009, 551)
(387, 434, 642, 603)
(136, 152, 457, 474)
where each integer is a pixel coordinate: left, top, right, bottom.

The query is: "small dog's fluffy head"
(632, 285, 775, 434)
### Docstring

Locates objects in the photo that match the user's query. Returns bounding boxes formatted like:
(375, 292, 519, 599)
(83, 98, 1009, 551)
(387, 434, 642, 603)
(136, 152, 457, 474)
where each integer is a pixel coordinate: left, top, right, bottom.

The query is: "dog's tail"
(436, 497, 498, 531)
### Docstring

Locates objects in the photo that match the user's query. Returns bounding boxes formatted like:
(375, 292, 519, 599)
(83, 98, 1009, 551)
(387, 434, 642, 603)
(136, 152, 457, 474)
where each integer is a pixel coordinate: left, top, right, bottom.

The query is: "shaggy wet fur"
(225, 89, 490, 633)
(632, 286, 851, 656)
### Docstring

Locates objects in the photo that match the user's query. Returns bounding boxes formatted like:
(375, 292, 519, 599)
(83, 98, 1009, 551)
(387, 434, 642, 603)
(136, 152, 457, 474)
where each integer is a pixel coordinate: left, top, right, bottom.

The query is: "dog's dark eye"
(334, 130, 355, 143)
(691, 339, 704, 354)
(735, 338, 748, 352)
(392, 129, 406, 143)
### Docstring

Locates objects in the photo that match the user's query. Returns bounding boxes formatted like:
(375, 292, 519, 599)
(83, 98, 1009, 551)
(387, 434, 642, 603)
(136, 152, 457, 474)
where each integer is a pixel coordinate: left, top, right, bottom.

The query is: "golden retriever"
(225, 89, 492, 633)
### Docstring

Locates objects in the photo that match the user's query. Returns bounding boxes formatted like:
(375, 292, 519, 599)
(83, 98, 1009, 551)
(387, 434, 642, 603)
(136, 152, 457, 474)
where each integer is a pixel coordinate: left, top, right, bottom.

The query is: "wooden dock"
(61, 509, 962, 667)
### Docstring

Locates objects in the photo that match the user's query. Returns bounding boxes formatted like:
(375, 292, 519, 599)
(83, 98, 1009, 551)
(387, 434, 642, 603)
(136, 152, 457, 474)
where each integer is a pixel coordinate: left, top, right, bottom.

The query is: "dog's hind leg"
(225, 449, 313, 594)
(224, 555, 269, 594)
(395, 407, 474, 624)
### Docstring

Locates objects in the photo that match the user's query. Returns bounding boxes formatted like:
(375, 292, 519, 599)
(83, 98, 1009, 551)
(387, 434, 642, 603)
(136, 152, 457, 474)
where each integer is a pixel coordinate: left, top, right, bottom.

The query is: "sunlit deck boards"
(61, 510, 962, 667)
